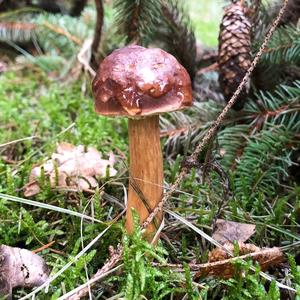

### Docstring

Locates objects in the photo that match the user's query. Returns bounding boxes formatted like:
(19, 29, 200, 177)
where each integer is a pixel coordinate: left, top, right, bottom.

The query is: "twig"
(201, 50, 218, 63)
(33, 241, 55, 253)
(91, 0, 104, 68)
(0, 21, 37, 31)
(160, 127, 189, 137)
(42, 21, 82, 46)
(48, 248, 65, 256)
(152, 247, 284, 279)
(77, 38, 96, 77)
(0, 20, 82, 46)
(196, 62, 219, 75)
(264, 43, 294, 53)
(194, 247, 284, 279)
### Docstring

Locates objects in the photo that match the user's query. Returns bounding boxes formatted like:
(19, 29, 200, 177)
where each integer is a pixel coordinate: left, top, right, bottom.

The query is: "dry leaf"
(212, 219, 255, 245)
(195, 246, 284, 279)
(24, 142, 117, 197)
(208, 242, 260, 262)
(0, 244, 49, 298)
(153, 245, 284, 280)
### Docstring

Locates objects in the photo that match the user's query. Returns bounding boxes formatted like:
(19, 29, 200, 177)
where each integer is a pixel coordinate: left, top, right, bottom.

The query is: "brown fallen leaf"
(195, 246, 284, 279)
(24, 142, 117, 197)
(209, 242, 260, 262)
(212, 219, 256, 245)
(0, 244, 49, 298)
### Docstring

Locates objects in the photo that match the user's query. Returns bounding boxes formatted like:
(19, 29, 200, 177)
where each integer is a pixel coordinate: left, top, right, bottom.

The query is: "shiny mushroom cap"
(92, 45, 193, 117)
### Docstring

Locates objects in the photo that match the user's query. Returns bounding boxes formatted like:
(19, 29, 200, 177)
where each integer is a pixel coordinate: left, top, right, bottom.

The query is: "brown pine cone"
(218, 1, 252, 110)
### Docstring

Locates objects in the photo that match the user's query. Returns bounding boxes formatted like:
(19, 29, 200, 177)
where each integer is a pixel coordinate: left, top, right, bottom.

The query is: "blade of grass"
(165, 208, 224, 249)
(0, 193, 104, 224)
(0, 122, 75, 177)
(57, 264, 123, 300)
(228, 213, 300, 241)
(0, 136, 38, 148)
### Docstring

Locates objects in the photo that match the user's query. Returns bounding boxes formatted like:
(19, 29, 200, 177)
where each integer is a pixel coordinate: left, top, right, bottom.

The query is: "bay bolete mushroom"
(92, 45, 192, 240)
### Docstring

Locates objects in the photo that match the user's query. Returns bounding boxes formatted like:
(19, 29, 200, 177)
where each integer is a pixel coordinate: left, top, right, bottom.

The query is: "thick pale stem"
(126, 115, 163, 240)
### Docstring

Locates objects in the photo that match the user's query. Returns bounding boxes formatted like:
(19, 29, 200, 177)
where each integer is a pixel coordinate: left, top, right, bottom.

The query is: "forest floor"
(0, 1, 299, 299)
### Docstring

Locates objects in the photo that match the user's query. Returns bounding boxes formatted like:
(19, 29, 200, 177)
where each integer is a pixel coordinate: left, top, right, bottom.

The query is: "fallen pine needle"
(43, 21, 82, 45)
(33, 241, 55, 254)
(0, 136, 38, 148)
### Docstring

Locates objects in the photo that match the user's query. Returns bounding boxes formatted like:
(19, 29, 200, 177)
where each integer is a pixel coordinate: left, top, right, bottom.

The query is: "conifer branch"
(262, 25, 300, 65)
(157, 0, 197, 79)
(158, 0, 196, 79)
(114, 0, 162, 45)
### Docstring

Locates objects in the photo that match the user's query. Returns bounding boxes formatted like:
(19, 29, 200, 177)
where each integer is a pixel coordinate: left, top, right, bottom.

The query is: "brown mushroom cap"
(92, 45, 193, 117)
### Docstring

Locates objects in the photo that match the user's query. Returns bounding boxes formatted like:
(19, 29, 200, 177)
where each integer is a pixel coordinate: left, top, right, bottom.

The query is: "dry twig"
(196, 62, 219, 75)
(33, 241, 55, 254)
(43, 21, 82, 45)
(91, 0, 104, 68)
(151, 246, 284, 279)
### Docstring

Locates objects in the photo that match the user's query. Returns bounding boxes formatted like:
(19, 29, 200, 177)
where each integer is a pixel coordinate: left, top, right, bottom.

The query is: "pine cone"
(218, 1, 252, 110)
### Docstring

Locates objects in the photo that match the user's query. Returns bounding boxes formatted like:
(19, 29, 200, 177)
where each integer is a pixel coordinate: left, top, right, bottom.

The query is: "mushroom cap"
(92, 45, 193, 117)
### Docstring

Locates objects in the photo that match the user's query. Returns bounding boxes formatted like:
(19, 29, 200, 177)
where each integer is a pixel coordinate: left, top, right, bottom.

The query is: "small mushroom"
(92, 45, 192, 240)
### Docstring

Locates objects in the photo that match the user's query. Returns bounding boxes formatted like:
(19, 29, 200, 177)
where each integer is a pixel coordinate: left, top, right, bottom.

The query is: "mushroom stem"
(126, 115, 163, 240)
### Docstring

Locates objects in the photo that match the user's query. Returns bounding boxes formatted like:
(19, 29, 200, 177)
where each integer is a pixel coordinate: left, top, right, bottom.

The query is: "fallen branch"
(196, 62, 219, 75)
(151, 246, 284, 279)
